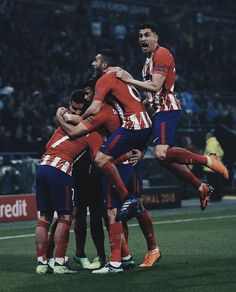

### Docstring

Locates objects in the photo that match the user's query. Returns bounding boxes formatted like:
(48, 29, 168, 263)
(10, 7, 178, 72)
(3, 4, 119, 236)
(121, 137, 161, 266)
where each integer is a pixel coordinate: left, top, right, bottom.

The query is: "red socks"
(163, 162, 202, 188)
(137, 210, 157, 251)
(47, 219, 58, 258)
(109, 223, 123, 262)
(121, 233, 130, 258)
(166, 147, 207, 165)
(101, 162, 128, 200)
(35, 219, 50, 260)
(54, 219, 71, 258)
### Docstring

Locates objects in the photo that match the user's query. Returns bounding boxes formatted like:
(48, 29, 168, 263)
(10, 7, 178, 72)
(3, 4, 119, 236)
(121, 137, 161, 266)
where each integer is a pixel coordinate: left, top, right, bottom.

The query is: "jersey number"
(127, 85, 141, 101)
(51, 135, 69, 148)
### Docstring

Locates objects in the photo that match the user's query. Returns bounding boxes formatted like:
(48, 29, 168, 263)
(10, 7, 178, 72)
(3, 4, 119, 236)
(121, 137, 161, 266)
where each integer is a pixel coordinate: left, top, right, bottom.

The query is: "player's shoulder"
(54, 126, 64, 135)
(154, 46, 173, 59)
(96, 72, 114, 87)
(100, 71, 116, 80)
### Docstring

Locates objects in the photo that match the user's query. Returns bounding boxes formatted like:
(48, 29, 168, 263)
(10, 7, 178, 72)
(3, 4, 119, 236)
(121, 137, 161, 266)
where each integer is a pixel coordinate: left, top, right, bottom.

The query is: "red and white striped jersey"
(41, 154, 74, 176)
(40, 127, 103, 175)
(82, 103, 120, 135)
(142, 46, 181, 115)
(94, 72, 152, 130)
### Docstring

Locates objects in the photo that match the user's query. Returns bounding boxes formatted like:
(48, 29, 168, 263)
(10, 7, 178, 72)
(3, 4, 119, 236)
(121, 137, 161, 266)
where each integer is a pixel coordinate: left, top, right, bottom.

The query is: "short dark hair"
(69, 89, 85, 104)
(98, 49, 118, 67)
(138, 22, 158, 34)
(69, 89, 91, 114)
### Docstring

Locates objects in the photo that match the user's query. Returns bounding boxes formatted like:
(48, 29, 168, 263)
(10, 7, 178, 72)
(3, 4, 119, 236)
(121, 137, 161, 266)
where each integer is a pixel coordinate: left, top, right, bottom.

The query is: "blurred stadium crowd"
(0, 0, 235, 193)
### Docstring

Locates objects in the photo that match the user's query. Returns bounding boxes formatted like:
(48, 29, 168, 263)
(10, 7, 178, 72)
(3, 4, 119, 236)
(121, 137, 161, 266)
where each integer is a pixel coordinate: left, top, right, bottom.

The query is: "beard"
(93, 68, 103, 78)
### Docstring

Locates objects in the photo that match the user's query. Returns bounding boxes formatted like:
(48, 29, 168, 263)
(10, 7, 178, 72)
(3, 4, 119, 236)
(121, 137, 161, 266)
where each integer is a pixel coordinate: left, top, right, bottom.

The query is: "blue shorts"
(99, 127, 151, 158)
(152, 110, 181, 146)
(36, 165, 76, 213)
(103, 162, 143, 209)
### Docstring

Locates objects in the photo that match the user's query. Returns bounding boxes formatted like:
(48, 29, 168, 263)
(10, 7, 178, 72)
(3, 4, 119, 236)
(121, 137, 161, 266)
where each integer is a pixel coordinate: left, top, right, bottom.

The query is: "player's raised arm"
(116, 68, 166, 93)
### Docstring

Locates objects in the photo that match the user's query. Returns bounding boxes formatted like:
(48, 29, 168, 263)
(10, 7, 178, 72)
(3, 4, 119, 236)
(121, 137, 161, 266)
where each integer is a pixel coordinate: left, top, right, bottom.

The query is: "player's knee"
(94, 153, 110, 168)
(94, 156, 103, 168)
(107, 209, 117, 224)
(153, 145, 168, 161)
(39, 211, 53, 224)
(153, 150, 166, 160)
(57, 213, 72, 223)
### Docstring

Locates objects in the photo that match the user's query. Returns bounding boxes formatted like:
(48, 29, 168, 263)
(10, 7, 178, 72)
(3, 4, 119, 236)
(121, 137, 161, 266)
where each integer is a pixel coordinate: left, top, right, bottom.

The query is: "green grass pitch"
(1, 202, 236, 292)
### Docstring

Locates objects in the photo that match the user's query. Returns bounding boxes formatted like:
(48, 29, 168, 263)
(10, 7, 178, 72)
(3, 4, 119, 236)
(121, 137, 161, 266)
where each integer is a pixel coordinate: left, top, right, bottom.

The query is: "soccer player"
(57, 80, 107, 270)
(72, 150, 108, 270)
(93, 150, 161, 273)
(92, 161, 135, 274)
(116, 22, 229, 210)
(80, 49, 152, 222)
(35, 90, 104, 274)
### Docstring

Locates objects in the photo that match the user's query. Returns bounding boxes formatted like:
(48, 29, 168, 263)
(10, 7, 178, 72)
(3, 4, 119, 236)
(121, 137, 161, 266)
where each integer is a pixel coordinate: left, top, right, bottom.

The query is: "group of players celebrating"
(35, 22, 229, 275)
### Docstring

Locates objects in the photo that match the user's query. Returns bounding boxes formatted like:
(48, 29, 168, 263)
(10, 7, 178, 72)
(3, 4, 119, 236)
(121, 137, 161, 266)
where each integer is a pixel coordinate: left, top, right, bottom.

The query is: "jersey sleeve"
(152, 48, 173, 76)
(93, 74, 112, 102)
(81, 108, 107, 131)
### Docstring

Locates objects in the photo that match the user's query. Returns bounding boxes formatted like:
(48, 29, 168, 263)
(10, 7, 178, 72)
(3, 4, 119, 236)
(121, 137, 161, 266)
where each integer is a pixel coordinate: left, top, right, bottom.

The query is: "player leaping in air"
(80, 49, 152, 222)
(115, 22, 229, 210)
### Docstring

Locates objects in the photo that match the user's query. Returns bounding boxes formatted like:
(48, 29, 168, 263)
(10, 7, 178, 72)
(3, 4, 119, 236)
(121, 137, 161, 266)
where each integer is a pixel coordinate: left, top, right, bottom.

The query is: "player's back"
(95, 72, 146, 116)
(45, 127, 84, 160)
(41, 127, 90, 174)
(94, 72, 152, 130)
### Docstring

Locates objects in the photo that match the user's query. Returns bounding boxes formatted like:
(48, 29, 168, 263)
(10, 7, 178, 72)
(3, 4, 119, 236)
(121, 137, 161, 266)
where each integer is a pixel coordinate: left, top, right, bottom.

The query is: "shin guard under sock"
(137, 210, 157, 251)
(165, 147, 207, 165)
(108, 223, 123, 262)
(35, 219, 50, 260)
(161, 162, 201, 188)
(54, 219, 71, 258)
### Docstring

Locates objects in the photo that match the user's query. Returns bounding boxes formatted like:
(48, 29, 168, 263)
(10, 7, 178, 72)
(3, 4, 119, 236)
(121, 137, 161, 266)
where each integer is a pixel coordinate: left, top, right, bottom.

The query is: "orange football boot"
(139, 249, 161, 268)
(199, 183, 214, 210)
(207, 153, 229, 180)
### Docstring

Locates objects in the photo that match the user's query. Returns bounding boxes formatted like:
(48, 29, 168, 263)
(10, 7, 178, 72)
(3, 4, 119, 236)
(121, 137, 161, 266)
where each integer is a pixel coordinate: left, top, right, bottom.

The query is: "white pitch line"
(1, 214, 236, 241)
(128, 214, 236, 227)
